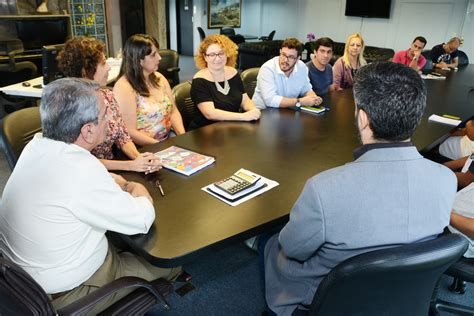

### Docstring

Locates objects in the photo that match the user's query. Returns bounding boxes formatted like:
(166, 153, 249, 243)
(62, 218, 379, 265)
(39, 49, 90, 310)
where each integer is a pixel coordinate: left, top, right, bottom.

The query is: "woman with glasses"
(58, 36, 161, 173)
(114, 34, 185, 145)
(332, 33, 367, 90)
(189, 34, 260, 130)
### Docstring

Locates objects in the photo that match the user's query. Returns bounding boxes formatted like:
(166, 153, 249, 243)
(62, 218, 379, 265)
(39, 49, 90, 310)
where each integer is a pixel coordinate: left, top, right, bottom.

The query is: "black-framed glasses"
(279, 52, 298, 62)
(205, 51, 226, 60)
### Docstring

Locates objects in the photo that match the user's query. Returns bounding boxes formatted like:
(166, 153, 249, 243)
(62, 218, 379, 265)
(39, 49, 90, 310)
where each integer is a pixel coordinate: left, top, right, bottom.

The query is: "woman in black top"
(189, 34, 260, 130)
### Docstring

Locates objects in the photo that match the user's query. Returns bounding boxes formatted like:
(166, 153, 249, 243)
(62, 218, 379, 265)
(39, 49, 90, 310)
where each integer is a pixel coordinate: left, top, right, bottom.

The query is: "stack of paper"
(203, 169, 279, 206)
(428, 114, 461, 126)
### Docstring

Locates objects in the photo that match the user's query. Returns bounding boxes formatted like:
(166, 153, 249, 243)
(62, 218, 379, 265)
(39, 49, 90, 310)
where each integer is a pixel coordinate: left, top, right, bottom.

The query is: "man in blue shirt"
(306, 37, 334, 96)
(252, 38, 322, 109)
(431, 37, 461, 69)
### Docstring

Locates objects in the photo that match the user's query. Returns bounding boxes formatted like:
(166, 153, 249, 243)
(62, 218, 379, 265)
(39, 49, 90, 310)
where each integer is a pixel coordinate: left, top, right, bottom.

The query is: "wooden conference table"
(118, 65, 474, 268)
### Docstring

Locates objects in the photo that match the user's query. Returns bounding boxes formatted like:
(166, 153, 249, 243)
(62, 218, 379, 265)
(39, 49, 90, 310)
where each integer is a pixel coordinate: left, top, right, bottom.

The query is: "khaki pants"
(51, 244, 181, 315)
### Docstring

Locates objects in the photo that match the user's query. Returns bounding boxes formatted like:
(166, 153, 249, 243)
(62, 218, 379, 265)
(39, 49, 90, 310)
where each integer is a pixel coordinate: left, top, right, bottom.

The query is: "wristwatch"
(295, 98, 301, 107)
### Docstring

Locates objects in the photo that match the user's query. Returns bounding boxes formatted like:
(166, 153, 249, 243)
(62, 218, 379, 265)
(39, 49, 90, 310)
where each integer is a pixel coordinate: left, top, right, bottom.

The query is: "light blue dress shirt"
(252, 56, 313, 109)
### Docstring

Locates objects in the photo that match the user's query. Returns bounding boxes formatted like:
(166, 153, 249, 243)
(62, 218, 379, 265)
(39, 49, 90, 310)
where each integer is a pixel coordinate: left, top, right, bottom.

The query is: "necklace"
(210, 71, 230, 95)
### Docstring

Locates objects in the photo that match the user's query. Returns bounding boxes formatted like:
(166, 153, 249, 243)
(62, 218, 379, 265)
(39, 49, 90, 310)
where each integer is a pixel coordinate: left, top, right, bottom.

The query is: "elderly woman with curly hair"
(113, 34, 185, 145)
(332, 33, 367, 90)
(189, 34, 260, 130)
(58, 36, 161, 173)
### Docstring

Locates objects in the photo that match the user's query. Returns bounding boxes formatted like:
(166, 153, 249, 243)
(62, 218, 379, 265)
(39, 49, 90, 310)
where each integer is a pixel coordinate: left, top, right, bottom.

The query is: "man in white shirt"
(0, 78, 180, 313)
(252, 38, 323, 109)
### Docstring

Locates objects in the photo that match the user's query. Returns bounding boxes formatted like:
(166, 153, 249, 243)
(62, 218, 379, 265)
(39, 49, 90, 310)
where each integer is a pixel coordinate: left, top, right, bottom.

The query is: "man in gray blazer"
(263, 61, 457, 315)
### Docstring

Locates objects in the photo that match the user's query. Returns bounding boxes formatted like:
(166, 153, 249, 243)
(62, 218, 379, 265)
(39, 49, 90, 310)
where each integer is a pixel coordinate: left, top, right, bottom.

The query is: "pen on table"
(156, 179, 165, 197)
(442, 114, 461, 120)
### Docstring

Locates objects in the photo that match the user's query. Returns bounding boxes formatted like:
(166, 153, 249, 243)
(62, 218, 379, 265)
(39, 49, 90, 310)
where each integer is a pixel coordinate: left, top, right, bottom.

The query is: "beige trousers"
(51, 244, 181, 315)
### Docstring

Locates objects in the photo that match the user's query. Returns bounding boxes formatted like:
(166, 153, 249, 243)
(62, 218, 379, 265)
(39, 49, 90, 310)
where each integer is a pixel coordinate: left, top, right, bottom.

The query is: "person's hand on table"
(301, 95, 322, 106)
(243, 108, 261, 121)
(130, 152, 162, 174)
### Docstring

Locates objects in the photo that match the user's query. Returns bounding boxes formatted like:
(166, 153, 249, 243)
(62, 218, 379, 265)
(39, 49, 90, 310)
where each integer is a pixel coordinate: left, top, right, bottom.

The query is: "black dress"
(189, 74, 245, 129)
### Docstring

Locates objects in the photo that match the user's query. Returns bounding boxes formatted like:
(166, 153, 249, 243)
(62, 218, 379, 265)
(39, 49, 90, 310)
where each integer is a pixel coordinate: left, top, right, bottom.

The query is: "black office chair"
(0, 106, 41, 170)
(433, 256, 474, 315)
(421, 49, 433, 71)
(158, 49, 180, 88)
(0, 255, 171, 315)
(172, 81, 198, 131)
(220, 26, 235, 36)
(259, 30, 276, 41)
(228, 34, 245, 45)
(0, 38, 38, 118)
(292, 234, 468, 316)
(457, 50, 469, 67)
(197, 27, 206, 42)
(240, 67, 259, 99)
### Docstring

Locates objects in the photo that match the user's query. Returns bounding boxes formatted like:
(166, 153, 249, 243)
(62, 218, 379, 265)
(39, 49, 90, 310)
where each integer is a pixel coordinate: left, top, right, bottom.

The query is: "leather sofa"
(304, 41, 394, 65)
(237, 40, 283, 70)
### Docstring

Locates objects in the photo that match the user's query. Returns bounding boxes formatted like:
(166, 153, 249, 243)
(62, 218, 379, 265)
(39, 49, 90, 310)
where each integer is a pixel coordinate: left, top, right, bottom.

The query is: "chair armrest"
(167, 67, 180, 73)
(57, 276, 169, 316)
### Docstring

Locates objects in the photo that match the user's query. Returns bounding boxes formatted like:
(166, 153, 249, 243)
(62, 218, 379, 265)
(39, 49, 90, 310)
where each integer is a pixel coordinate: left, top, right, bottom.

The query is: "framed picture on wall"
(208, 0, 241, 29)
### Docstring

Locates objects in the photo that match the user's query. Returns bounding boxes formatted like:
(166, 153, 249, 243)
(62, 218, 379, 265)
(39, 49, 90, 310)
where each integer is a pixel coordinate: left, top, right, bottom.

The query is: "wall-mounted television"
(345, 0, 392, 19)
(42, 44, 64, 85)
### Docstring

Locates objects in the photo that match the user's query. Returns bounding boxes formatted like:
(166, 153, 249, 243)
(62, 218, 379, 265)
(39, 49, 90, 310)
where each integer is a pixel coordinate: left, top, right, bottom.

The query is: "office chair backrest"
(457, 50, 469, 67)
(158, 49, 180, 88)
(240, 67, 260, 99)
(172, 81, 197, 131)
(0, 256, 56, 315)
(220, 26, 235, 36)
(197, 27, 206, 41)
(421, 50, 433, 71)
(306, 234, 468, 316)
(0, 106, 41, 170)
(228, 34, 245, 45)
(265, 30, 276, 41)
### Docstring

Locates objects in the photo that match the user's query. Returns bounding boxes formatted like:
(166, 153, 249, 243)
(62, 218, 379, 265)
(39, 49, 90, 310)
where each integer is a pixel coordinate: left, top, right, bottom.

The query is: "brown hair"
(57, 36, 105, 80)
(281, 38, 303, 56)
(119, 34, 161, 97)
(194, 34, 238, 69)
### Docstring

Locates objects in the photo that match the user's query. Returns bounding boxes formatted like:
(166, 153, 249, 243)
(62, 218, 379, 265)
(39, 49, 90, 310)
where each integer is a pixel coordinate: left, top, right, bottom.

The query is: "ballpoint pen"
(155, 179, 165, 197)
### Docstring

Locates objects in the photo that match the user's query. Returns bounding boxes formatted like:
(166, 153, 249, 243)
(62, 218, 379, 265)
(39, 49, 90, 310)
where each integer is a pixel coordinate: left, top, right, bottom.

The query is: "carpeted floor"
(148, 242, 473, 316)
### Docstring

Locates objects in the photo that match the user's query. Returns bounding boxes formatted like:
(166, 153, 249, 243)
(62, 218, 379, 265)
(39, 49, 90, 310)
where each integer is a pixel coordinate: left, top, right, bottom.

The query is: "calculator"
(214, 171, 260, 195)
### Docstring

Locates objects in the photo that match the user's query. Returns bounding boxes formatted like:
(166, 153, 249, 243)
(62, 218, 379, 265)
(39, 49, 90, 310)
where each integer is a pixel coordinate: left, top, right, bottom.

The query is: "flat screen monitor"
(15, 18, 69, 53)
(345, 0, 391, 19)
(42, 44, 64, 85)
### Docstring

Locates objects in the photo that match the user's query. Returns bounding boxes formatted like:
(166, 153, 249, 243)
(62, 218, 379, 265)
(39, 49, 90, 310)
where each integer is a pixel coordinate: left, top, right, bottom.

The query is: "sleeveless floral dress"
(135, 93, 172, 142)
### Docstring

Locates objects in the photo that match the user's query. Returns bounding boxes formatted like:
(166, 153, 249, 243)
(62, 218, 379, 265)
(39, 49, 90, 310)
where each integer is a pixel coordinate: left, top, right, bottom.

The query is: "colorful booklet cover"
(155, 146, 215, 176)
(300, 105, 327, 114)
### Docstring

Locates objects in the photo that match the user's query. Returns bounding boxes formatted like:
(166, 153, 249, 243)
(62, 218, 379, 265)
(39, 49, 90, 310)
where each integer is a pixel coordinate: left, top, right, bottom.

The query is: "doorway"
(177, 0, 194, 56)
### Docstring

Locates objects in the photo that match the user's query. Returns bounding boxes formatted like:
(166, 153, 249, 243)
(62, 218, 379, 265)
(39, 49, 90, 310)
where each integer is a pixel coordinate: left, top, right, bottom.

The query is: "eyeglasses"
(279, 52, 298, 62)
(206, 51, 226, 60)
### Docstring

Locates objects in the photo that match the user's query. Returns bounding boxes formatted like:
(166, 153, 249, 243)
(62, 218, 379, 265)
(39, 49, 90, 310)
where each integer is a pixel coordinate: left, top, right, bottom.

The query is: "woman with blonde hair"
(189, 34, 260, 130)
(332, 33, 367, 90)
(114, 34, 185, 146)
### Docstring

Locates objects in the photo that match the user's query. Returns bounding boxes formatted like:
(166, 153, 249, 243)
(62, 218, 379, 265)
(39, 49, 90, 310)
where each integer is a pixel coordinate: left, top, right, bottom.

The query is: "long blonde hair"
(342, 33, 367, 68)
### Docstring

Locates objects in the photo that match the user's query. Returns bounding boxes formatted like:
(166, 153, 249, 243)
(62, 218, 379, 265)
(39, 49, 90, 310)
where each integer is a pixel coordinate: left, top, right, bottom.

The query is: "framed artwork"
(208, 0, 241, 29)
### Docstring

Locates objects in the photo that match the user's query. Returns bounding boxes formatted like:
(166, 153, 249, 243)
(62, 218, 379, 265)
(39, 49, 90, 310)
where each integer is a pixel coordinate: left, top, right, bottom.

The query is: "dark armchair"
(237, 40, 283, 70)
(0, 255, 171, 315)
(0, 106, 41, 170)
(158, 49, 180, 88)
(172, 81, 197, 131)
(259, 30, 276, 41)
(293, 234, 468, 316)
(0, 38, 38, 117)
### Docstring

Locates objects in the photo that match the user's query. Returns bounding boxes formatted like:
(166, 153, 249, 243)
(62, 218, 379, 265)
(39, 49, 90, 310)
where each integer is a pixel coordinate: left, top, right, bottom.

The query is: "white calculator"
(214, 170, 260, 195)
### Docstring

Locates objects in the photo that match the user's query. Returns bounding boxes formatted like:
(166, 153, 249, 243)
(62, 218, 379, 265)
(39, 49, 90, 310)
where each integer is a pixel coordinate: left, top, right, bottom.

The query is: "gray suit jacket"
(264, 145, 456, 315)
